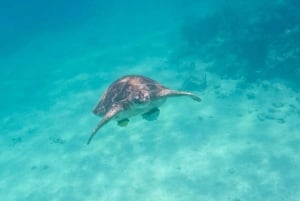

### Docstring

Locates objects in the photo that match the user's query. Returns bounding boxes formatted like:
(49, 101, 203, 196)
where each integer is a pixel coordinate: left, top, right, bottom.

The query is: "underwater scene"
(1, 0, 300, 200)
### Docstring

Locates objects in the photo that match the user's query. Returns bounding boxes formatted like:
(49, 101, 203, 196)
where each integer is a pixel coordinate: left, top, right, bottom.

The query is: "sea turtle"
(87, 75, 201, 144)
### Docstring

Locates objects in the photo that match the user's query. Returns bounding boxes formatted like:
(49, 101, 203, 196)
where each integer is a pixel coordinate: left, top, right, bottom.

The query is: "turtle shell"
(93, 75, 167, 116)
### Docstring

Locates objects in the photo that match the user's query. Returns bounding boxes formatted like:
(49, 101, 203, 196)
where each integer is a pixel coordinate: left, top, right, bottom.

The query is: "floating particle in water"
(11, 137, 22, 144)
(49, 137, 66, 144)
(246, 92, 256, 100)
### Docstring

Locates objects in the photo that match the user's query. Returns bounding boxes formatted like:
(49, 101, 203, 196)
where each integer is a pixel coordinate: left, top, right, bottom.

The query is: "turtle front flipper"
(87, 106, 122, 145)
(160, 89, 201, 102)
(142, 107, 160, 121)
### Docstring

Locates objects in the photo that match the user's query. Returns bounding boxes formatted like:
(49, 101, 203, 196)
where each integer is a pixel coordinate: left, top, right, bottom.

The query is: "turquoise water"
(1, 1, 300, 200)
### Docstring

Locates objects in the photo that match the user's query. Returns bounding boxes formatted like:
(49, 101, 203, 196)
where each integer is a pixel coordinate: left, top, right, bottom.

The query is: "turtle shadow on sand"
(87, 75, 201, 144)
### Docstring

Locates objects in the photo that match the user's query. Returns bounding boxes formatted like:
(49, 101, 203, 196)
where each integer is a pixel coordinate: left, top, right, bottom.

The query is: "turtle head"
(132, 91, 150, 108)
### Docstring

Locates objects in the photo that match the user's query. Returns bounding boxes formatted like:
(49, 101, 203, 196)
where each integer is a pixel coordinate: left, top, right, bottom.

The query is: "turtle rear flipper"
(87, 106, 122, 144)
(142, 107, 160, 121)
(118, 119, 129, 127)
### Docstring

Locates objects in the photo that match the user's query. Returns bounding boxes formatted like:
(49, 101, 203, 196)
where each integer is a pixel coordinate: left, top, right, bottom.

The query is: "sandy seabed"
(1, 51, 300, 201)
